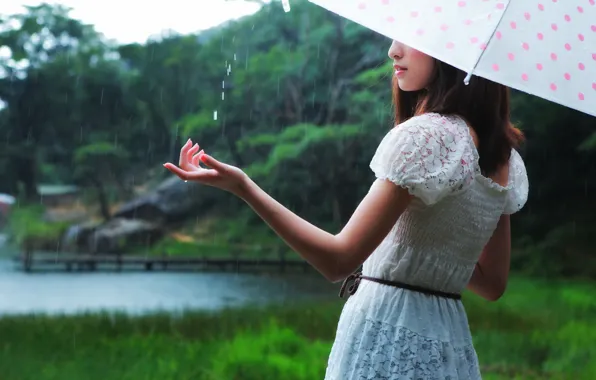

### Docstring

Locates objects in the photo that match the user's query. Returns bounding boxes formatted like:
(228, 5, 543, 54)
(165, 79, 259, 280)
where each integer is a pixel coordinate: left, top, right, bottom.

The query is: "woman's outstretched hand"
(163, 138, 249, 196)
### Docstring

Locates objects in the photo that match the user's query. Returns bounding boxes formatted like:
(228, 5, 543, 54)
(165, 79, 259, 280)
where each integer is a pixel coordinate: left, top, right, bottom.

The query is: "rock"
(61, 221, 99, 252)
(64, 175, 220, 254)
(113, 176, 219, 223)
(62, 218, 163, 254)
(87, 218, 164, 254)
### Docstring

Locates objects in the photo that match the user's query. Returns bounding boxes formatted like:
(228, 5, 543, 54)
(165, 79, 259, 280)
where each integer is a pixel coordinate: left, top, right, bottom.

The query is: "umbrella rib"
(463, 0, 513, 85)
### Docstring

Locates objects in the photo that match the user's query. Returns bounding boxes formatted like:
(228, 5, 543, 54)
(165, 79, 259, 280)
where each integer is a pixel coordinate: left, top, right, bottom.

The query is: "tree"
(73, 142, 130, 220)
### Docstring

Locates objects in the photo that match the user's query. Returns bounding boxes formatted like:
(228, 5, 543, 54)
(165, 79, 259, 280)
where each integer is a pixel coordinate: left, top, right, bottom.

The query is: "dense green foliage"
(0, 275, 594, 379)
(0, 1, 594, 270)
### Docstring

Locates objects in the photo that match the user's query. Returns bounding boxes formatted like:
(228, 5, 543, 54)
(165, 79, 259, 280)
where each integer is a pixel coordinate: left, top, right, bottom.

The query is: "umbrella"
(305, 0, 596, 117)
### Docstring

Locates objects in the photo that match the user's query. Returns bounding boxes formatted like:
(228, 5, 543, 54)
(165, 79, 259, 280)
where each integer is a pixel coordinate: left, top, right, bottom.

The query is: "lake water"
(0, 239, 339, 316)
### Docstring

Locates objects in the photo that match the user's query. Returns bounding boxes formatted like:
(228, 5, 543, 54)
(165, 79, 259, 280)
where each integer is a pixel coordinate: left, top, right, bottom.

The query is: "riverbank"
(0, 274, 594, 380)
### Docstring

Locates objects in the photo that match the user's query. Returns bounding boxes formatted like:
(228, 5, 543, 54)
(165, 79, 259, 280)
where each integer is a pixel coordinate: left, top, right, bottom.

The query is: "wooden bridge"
(14, 250, 312, 273)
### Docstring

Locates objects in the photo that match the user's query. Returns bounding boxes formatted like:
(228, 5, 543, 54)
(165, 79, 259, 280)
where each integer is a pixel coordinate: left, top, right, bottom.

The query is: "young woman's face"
(388, 40, 436, 92)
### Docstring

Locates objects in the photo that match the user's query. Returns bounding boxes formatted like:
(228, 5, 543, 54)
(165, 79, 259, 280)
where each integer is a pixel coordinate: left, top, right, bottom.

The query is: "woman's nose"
(388, 40, 403, 60)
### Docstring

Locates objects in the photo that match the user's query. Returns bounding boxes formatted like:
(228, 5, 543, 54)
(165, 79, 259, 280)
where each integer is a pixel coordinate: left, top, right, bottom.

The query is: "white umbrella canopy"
(307, 0, 596, 117)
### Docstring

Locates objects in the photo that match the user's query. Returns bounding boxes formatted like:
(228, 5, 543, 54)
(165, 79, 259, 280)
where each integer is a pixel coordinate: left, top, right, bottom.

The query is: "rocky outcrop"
(113, 176, 219, 223)
(63, 218, 163, 254)
(63, 175, 220, 254)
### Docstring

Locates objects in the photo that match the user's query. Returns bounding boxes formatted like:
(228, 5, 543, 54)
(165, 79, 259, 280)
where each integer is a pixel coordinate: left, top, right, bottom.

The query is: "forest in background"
(0, 0, 595, 277)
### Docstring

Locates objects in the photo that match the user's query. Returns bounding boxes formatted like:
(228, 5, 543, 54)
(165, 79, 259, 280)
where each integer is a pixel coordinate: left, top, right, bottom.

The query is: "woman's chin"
(397, 80, 419, 92)
(398, 84, 414, 92)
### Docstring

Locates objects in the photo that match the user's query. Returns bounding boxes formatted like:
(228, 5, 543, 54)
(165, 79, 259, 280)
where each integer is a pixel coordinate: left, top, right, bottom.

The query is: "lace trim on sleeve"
(503, 149, 529, 214)
(369, 114, 477, 206)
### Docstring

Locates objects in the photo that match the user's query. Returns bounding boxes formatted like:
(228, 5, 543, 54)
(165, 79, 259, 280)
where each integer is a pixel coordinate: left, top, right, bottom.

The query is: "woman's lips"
(394, 65, 408, 77)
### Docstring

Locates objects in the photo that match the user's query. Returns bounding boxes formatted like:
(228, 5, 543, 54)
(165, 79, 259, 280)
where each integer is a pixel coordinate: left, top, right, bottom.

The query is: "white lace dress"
(324, 112, 529, 380)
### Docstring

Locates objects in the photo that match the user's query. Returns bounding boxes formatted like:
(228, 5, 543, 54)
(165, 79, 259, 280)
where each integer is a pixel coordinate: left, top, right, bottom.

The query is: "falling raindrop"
(221, 92, 225, 100)
(282, 0, 291, 12)
(222, 81, 225, 89)
(213, 110, 218, 120)
(234, 53, 237, 61)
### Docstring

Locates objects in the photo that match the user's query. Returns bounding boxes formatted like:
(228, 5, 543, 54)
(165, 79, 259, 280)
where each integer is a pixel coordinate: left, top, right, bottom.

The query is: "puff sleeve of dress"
(369, 114, 478, 206)
(503, 148, 529, 215)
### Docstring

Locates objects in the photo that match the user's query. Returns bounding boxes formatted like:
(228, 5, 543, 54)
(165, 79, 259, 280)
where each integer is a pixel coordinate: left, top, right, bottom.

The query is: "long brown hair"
(392, 60, 524, 176)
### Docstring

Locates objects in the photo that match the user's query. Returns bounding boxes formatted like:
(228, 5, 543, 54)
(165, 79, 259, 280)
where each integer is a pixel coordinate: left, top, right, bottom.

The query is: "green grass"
(0, 275, 594, 380)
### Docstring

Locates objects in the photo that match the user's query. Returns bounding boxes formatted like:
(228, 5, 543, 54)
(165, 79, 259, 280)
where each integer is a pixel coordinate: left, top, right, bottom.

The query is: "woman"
(164, 40, 529, 379)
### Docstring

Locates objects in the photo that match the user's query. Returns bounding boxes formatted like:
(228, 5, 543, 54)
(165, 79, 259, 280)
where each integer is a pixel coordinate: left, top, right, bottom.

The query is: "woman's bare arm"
(467, 214, 511, 301)
(239, 178, 413, 282)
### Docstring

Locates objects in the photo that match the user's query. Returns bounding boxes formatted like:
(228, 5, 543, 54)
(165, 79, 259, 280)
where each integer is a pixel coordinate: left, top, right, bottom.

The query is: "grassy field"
(0, 274, 594, 380)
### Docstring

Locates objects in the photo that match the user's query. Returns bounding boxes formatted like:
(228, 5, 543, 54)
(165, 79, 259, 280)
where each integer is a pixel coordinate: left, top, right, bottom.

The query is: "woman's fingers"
(200, 154, 226, 172)
(171, 140, 225, 182)
(179, 139, 193, 166)
(163, 163, 219, 182)
(192, 150, 205, 166)
(187, 143, 200, 163)
(163, 163, 192, 180)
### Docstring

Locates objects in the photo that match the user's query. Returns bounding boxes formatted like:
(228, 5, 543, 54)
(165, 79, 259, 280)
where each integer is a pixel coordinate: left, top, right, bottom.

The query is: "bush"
(7, 204, 70, 251)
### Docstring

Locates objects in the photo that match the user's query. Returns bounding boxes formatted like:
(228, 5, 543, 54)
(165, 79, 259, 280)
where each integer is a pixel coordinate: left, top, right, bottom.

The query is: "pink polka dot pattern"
(308, 0, 596, 116)
(474, 0, 596, 114)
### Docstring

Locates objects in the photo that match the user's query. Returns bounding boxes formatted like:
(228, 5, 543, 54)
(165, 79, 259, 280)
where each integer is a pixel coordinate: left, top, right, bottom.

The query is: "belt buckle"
(338, 271, 362, 298)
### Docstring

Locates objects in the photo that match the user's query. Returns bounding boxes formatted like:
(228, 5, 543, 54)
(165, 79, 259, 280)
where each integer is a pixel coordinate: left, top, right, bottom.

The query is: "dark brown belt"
(339, 271, 462, 300)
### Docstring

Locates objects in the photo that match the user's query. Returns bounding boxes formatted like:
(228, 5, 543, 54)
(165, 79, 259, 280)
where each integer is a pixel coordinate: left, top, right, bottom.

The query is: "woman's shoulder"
(387, 112, 476, 156)
(394, 112, 471, 140)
